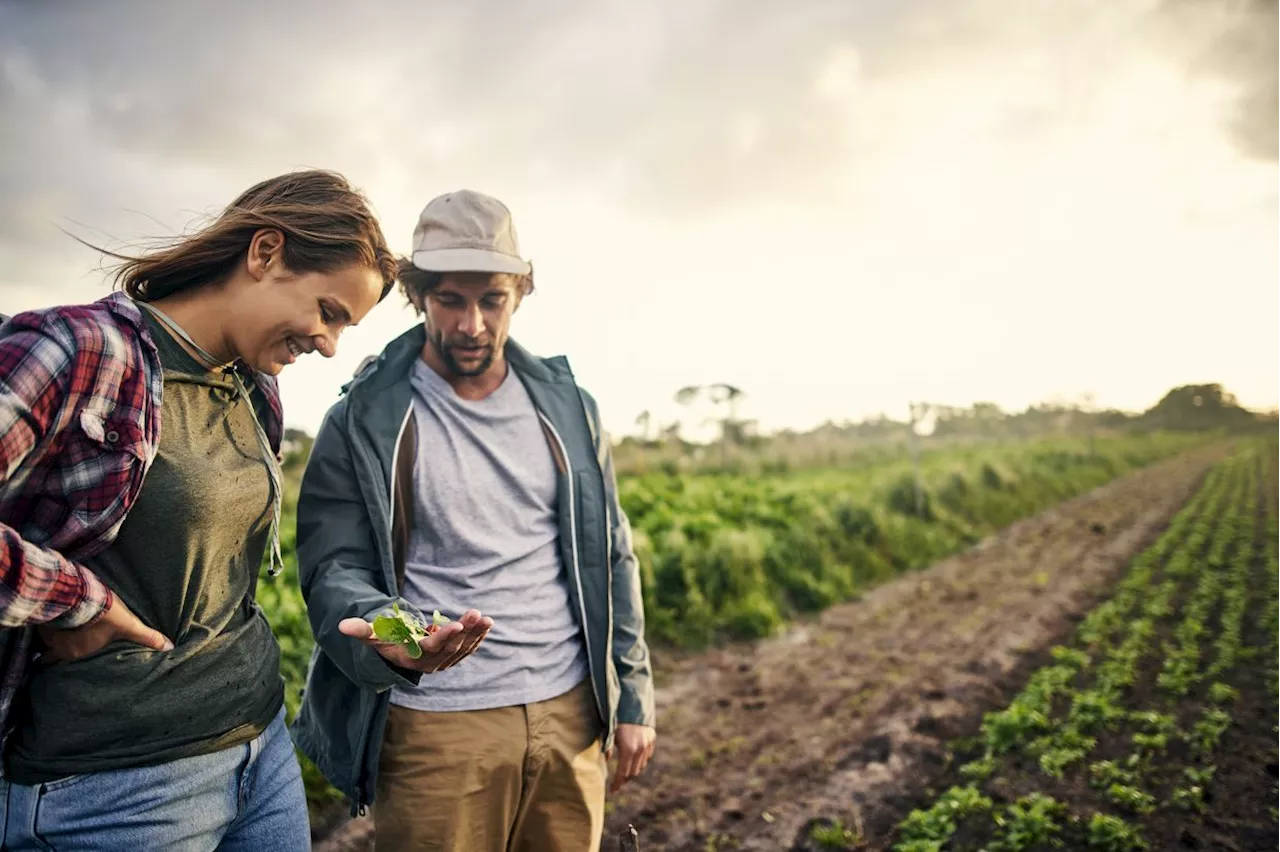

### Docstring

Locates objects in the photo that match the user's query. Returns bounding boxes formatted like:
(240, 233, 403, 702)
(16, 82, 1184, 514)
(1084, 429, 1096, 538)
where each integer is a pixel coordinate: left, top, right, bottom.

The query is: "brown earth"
(316, 448, 1219, 852)
(870, 448, 1279, 852)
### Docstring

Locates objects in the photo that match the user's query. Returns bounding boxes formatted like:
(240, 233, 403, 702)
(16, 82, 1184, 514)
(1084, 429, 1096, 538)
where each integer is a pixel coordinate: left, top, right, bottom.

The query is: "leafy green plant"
(989, 793, 1066, 851)
(369, 603, 449, 659)
(895, 785, 993, 850)
(809, 819, 862, 849)
(1103, 783, 1157, 815)
(1189, 708, 1232, 756)
(1089, 760, 1138, 789)
(1207, 682, 1239, 704)
(1085, 813, 1149, 851)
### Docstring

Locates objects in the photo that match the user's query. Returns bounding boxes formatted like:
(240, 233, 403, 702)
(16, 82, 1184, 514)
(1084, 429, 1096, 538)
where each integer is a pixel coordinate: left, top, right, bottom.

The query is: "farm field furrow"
(880, 439, 1277, 852)
(594, 447, 1224, 850)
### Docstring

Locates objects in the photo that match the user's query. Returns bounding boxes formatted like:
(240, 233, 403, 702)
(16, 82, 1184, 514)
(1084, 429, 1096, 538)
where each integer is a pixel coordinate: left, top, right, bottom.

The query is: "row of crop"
(1260, 457, 1279, 706)
(963, 454, 1237, 785)
(627, 432, 1207, 646)
(1081, 455, 1259, 825)
(888, 442, 1270, 851)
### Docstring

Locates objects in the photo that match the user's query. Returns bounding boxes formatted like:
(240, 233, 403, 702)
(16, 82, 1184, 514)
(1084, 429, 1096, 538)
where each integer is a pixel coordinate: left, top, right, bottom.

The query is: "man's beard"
(431, 332, 495, 377)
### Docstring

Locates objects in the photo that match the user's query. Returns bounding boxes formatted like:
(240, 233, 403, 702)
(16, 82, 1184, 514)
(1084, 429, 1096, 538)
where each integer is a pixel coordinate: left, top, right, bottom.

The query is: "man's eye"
(320, 304, 334, 323)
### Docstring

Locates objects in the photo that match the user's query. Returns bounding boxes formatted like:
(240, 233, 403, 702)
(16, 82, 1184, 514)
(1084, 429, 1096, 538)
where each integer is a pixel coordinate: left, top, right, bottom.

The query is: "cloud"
(0, 0, 1274, 432)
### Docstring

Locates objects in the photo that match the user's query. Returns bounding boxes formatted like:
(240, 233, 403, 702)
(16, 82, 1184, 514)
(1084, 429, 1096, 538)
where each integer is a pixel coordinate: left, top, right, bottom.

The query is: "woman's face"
(232, 257, 384, 376)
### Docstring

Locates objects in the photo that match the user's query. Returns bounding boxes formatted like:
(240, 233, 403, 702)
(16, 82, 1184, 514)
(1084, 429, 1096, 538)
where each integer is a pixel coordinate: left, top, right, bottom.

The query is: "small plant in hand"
(370, 603, 451, 659)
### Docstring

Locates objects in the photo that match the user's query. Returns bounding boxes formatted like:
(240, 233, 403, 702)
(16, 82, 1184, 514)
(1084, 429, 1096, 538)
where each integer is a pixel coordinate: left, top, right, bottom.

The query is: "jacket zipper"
(537, 411, 606, 726)
(387, 406, 413, 563)
(355, 404, 414, 811)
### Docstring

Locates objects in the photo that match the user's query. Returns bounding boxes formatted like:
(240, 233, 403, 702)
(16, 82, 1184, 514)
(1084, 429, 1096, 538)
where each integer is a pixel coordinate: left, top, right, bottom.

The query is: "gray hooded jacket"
(289, 326, 655, 814)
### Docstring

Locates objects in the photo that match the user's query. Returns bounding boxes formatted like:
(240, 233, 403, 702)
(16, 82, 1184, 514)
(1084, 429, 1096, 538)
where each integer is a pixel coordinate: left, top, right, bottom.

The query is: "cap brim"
(411, 248, 530, 276)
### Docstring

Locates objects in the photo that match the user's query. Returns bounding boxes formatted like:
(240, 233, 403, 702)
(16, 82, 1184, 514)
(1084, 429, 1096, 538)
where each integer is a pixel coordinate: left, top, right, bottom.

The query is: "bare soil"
(316, 449, 1220, 852)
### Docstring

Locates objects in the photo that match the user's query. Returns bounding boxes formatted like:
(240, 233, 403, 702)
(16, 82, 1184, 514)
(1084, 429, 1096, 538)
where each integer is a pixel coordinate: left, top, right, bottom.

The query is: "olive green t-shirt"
(5, 314, 285, 783)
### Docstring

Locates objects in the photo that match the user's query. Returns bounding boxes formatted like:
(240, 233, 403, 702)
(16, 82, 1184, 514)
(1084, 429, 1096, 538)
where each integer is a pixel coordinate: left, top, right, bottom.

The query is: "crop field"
(880, 440, 1277, 851)
(252, 430, 1280, 850)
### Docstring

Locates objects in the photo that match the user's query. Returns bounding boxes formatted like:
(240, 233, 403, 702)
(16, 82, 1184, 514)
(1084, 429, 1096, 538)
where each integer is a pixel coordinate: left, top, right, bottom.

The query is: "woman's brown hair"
(103, 170, 397, 301)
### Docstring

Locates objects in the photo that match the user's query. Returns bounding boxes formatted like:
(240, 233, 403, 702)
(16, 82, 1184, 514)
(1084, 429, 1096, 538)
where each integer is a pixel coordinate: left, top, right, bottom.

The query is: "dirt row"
(868, 446, 1277, 852)
(317, 448, 1220, 851)
(606, 448, 1220, 850)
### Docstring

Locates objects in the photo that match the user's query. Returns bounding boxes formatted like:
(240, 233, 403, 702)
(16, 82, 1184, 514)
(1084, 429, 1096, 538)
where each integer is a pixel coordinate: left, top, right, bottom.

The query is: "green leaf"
(370, 604, 430, 656)
(371, 614, 411, 644)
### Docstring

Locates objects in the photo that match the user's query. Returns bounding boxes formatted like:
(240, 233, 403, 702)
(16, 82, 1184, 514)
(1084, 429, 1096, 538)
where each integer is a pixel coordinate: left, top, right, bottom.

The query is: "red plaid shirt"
(0, 292, 282, 736)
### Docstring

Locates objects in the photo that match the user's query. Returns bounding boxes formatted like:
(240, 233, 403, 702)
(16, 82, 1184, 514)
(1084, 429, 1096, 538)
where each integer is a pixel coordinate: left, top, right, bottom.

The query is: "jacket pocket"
(62, 410, 148, 522)
(76, 410, 146, 461)
(575, 471, 608, 573)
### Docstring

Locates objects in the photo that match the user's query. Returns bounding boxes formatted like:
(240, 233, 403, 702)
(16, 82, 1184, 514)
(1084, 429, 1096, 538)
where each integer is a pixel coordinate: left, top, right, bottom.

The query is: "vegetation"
(613, 382, 1273, 476)
(889, 439, 1278, 851)
(256, 381, 1267, 816)
(261, 428, 1207, 812)
(623, 433, 1204, 647)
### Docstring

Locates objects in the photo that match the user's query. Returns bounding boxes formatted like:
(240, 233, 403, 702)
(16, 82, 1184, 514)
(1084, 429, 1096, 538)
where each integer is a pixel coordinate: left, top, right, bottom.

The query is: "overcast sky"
(1, 0, 1275, 438)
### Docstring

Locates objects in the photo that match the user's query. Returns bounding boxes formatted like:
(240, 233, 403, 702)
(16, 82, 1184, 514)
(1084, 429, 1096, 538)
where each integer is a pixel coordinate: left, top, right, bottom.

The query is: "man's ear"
(522, 261, 535, 297)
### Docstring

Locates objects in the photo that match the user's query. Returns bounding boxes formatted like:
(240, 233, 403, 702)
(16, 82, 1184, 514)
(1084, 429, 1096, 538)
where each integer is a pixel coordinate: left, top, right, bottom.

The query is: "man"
(292, 189, 656, 851)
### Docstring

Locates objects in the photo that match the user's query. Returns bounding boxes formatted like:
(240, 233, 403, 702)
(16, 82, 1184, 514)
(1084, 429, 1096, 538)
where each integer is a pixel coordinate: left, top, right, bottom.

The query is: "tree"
(634, 410, 652, 442)
(1142, 384, 1255, 431)
(706, 383, 751, 464)
(674, 385, 703, 442)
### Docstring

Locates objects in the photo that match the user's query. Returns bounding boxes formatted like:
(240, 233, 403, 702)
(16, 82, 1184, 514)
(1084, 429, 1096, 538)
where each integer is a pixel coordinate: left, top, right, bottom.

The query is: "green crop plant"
(989, 793, 1067, 851)
(1085, 814, 1149, 851)
(1103, 784, 1157, 815)
(894, 785, 993, 851)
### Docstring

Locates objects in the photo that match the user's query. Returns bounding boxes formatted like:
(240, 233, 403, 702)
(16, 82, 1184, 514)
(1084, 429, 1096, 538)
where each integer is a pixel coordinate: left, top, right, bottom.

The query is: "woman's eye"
(320, 304, 333, 324)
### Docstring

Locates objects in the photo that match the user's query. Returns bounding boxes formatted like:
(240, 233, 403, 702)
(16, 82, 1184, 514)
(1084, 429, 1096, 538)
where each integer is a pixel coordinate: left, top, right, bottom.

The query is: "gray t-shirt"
(390, 359, 588, 712)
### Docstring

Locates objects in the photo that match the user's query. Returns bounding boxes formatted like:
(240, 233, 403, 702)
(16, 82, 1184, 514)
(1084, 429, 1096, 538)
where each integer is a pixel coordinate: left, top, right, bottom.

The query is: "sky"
(1, 0, 1276, 439)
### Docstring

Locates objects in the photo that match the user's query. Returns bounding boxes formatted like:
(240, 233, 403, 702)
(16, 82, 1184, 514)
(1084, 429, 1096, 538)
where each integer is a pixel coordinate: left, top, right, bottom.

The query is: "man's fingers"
(338, 618, 374, 640)
(625, 749, 644, 782)
(456, 609, 484, 628)
(446, 623, 493, 667)
(608, 745, 643, 795)
(459, 626, 491, 656)
(419, 622, 464, 653)
(609, 761, 627, 795)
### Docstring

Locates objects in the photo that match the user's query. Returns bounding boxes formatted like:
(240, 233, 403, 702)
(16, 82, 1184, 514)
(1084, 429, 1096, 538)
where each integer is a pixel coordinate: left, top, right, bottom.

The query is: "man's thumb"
(338, 617, 374, 639)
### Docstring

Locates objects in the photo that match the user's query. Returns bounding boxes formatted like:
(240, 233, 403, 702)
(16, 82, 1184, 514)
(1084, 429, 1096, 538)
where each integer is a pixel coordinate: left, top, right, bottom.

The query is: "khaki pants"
(374, 679, 606, 852)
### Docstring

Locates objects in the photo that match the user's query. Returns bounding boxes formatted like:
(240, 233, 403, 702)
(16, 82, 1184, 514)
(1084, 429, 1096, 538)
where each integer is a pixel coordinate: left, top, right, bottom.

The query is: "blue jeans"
(0, 705, 309, 851)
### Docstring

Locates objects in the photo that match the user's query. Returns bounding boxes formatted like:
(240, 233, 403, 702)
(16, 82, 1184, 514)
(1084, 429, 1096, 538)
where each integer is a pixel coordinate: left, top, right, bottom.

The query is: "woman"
(0, 170, 397, 850)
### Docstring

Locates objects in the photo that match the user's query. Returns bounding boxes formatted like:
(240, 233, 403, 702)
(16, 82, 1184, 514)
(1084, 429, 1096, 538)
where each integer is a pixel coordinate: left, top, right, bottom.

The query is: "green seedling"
(370, 603, 450, 659)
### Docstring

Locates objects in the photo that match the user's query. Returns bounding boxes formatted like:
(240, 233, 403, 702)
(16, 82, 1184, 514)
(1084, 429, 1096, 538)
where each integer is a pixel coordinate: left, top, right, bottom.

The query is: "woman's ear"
(247, 228, 286, 280)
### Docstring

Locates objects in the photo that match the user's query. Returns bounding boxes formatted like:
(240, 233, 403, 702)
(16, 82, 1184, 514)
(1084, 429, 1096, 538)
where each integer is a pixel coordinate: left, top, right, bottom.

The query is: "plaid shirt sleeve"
(0, 327, 114, 629)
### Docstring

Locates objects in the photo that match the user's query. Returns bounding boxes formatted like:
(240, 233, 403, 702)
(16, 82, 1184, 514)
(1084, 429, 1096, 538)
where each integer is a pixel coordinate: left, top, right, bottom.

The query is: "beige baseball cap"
(410, 189, 531, 276)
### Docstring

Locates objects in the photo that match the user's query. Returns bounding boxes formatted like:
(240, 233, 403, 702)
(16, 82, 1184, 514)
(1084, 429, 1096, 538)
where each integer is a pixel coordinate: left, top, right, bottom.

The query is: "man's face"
(421, 272, 524, 378)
